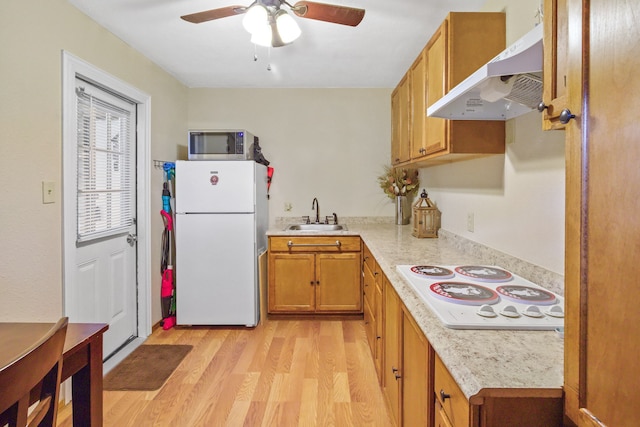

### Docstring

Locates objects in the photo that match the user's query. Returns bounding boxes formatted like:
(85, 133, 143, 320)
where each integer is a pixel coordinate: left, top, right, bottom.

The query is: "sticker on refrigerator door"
(210, 174, 219, 185)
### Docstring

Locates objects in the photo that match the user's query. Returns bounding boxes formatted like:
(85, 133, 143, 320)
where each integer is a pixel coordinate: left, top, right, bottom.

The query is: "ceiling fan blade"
(292, 1, 365, 27)
(181, 6, 247, 24)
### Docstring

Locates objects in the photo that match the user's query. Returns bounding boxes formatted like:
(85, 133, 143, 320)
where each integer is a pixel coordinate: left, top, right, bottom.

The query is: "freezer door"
(175, 212, 258, 326)
(176, 160, 256, 213)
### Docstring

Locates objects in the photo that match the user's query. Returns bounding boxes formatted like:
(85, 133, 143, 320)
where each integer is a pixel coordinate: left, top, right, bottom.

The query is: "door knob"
(126, 233, 137, 246)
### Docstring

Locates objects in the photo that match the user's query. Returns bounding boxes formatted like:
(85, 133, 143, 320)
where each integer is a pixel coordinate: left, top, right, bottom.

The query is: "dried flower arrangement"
(377, 166, 420, 200)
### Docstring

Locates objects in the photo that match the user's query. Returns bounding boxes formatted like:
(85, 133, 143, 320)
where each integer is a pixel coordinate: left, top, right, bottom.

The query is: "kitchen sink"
(285, 224, 348, 232)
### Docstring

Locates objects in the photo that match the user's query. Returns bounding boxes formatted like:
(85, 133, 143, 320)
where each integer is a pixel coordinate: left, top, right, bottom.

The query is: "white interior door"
(70, 78, 138, 358)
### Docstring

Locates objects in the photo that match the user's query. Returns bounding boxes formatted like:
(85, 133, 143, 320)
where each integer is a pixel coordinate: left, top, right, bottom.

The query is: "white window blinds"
(76, 86, 134, 243)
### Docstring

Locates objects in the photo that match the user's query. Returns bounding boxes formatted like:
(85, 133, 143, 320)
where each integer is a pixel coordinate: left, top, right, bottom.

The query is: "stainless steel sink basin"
(285, 224, 348, 232)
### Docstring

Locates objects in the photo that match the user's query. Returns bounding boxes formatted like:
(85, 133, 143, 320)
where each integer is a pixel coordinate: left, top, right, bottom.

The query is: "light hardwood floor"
(57, 319, 393, 426)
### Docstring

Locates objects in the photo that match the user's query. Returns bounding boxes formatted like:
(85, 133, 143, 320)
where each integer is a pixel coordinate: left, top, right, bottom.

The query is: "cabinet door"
(268, 253, 315, 312)
(574, 0, 640, 425)
(562, 0, 583, 421)
(435, 355, 469, 427)
(391, 87, 401, 165)
(363, 261, 377, 353)
(435, 400, 454, 427)
(374, 279, 383, 384)
(383, 283, 402, 425)
(315, 253, 362, 312)
(410, 49, 428, 159)
(402, 311, 432, 426)
(425, 21, 448, 156)
(391, 75, 411, 165)
(541, 0, 569, 130)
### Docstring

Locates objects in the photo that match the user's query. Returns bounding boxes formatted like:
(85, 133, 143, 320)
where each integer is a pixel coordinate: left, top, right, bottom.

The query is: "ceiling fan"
(181, 0, 365, 47)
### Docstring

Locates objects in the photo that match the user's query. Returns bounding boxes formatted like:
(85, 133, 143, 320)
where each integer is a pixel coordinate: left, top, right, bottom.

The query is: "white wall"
(0, 0, 188, 321)
(420, 0, 566, 275)
(188, 88, 395, 223)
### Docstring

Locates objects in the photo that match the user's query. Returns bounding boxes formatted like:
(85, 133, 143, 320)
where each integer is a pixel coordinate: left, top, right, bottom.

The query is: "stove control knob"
(522, 305, 544, 318)
(477, 304, 497, 318)
(499, 305, 521, 318)
(545, 305, 565, 318)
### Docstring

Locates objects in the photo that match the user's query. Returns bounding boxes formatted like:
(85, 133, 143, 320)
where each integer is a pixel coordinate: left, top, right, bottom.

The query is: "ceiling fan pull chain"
(253, 43, 258, 61)
(267, 46, 272, 71)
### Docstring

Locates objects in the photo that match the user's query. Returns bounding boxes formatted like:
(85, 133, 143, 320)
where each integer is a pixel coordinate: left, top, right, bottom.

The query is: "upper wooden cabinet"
(392, 12, 507, 167)
(541, 0, 570, 129)
(391, 74, 411, 165)
(563, 0, 640, 425)
(410, 49, 428, 158)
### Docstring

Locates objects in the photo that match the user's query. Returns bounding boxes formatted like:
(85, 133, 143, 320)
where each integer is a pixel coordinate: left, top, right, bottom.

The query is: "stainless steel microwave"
(188, 130, 256, 160)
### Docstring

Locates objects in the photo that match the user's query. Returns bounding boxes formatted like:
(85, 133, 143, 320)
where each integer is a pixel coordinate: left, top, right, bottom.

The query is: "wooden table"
(0, 322, 108, 427)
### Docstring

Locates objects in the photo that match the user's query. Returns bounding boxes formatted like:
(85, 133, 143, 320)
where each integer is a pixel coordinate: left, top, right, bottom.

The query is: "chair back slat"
(0, 318, 68, 427)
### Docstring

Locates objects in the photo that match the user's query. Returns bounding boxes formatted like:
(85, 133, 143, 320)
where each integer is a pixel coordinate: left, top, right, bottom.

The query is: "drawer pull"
(440, 389, 451, 401)
(287, 240, 341, 248)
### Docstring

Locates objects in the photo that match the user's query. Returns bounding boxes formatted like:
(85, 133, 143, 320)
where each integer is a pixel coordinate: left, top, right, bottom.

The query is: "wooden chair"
(0, 317, 68, 427)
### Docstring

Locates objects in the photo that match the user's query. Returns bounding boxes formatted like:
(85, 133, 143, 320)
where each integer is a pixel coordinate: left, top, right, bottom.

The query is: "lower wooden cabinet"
(363, 243, 384, 384)
(268, 236, 362, 314)
(383, 281, 433, 426)
(402, 310, 433, 426)
(435, 354, 469, 427)
(435, 353, 563, 427)
(383, 283, 402, 425)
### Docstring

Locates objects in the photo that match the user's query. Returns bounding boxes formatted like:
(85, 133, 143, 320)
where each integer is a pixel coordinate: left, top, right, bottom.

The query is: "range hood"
(427, 24, 543, 121)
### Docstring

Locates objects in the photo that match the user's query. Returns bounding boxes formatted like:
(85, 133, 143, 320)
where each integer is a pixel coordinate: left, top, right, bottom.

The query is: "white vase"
(395, 195, 411, 225)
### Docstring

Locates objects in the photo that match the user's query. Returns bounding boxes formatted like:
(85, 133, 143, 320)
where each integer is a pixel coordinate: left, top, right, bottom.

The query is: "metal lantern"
(412, 189, 441, 238)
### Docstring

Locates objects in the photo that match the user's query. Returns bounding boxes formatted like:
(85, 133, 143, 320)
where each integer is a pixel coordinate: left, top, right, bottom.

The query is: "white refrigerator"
(174, 160, 268, 326)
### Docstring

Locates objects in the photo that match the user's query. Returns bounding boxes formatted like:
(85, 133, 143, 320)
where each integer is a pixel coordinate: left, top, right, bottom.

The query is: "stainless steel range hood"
(427, 24, 543, 121)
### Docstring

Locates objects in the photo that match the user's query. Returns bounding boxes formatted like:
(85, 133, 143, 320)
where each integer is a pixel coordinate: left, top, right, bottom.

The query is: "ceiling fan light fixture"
(242, 4, 269, 34)
(275, 9, 301, 44)
(250, 22, 273, 47)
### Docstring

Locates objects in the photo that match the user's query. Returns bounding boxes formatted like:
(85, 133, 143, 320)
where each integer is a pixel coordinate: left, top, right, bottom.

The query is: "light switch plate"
(42, 181, 55, 204)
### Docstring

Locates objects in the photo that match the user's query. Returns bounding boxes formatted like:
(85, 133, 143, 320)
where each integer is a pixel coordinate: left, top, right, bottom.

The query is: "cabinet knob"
(392, 366, 398, 373)
(537, 101, 548, 112)
(316, 280, 320, 285)
(440, 389, 451, 401)
(559, 108, 576, 124)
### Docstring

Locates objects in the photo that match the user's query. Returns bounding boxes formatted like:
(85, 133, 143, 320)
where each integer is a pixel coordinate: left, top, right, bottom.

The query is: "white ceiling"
(67, 0, 487, 88)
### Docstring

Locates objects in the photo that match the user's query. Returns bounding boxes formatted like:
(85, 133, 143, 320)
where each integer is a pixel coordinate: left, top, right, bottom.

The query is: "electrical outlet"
(42, 181, 55, 204)
(467, 212, 474, 232)
(284, 202, 292, 212)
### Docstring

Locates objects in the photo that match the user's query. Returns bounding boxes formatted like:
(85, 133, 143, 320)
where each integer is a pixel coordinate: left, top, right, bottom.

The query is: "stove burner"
(429, 282, 500, 306)
(496, 285, 557, 305)
(410, 265, 455, 279)
(454, 266, 513, 282)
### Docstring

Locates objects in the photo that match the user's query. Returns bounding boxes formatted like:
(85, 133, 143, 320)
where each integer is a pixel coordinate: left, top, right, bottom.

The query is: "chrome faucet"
(312, 198, 320, 223)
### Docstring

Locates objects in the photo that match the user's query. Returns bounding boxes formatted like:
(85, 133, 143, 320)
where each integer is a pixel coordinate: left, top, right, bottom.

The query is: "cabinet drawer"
(435, 354, 469, 427)
(363, 243, 376, 272)
(270, 236, 361, 252)
(363, 262, 376, 310)
(363, 298, 376, 355)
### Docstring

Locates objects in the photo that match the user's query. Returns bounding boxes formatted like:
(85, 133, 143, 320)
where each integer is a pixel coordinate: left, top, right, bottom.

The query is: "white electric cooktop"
(396, 265, 564, 330)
